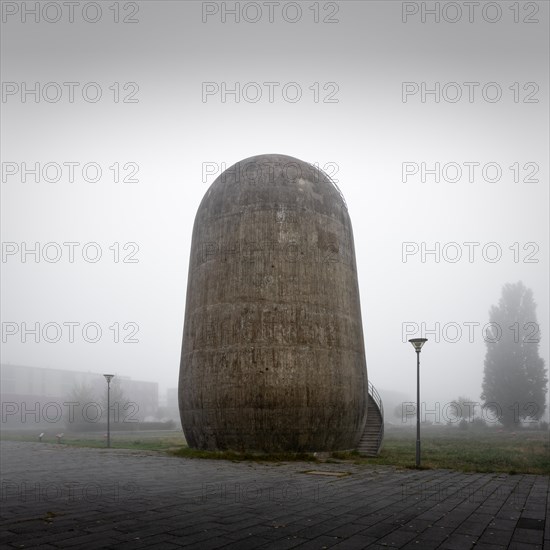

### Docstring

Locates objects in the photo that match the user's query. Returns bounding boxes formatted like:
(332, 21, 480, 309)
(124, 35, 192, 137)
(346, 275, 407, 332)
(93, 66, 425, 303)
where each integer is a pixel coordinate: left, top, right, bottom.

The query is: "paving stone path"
(0, 441, 548, 549)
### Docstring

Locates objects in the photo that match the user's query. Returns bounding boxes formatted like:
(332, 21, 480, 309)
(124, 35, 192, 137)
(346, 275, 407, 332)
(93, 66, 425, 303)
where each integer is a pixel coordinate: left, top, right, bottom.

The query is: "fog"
(2, 1, 548, 418)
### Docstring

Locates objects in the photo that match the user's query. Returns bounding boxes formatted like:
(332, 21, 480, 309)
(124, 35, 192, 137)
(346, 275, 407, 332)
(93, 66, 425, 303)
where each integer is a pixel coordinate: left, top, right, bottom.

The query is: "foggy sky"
(1, 1, 548, 415)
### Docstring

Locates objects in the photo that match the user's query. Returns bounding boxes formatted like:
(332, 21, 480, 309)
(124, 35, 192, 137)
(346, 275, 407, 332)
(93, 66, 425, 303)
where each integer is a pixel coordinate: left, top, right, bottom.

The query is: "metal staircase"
(356, 381, 384, 457)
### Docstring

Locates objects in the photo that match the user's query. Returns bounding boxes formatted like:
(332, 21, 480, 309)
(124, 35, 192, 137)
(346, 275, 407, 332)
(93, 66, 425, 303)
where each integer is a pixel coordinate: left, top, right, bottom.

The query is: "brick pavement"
(0, 441, 548, 549)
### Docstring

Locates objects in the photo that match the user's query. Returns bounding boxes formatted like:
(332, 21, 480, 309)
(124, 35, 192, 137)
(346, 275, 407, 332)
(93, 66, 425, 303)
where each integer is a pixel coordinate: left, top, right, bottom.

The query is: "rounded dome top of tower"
(198, 153, 347, 221)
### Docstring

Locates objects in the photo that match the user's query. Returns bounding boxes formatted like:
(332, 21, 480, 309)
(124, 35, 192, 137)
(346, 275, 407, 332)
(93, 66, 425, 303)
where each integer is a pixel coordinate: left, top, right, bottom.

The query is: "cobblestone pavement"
(0, 441, 548, 549)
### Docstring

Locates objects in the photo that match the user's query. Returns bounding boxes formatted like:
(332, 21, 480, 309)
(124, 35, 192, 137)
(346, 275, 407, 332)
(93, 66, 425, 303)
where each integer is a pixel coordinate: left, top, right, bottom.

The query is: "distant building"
(0, 364, 158, 428)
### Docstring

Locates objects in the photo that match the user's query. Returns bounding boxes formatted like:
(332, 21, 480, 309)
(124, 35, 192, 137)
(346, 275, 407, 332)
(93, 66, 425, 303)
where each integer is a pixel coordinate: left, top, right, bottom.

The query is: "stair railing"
(367, 380, 384, 454)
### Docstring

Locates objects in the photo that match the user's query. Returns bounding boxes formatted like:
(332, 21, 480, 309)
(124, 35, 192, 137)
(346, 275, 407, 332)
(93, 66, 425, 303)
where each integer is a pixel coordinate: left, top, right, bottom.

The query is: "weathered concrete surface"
(179, 154, 368, 452)
(1, 441, 548, 549)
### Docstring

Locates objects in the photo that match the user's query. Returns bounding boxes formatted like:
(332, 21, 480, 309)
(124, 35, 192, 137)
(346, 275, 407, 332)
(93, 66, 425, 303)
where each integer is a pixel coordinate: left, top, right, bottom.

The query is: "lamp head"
(409, 338, 428, 352)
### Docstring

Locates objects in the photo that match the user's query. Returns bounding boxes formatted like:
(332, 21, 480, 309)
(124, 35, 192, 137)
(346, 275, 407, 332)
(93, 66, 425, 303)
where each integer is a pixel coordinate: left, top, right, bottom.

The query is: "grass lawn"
(0, 429, 186, 452)
(352, 427, 550, 475)
(2, 426, 548, 475)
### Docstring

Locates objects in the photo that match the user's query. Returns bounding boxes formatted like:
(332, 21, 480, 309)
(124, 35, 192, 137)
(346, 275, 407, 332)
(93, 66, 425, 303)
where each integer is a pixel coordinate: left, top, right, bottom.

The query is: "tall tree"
(481, 282, 547, 428)
(65, 382, 99, 428)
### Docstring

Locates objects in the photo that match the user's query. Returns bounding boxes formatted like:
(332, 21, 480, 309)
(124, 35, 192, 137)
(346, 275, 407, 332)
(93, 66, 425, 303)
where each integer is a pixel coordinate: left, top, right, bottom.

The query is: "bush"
(472, 417, 487, 431)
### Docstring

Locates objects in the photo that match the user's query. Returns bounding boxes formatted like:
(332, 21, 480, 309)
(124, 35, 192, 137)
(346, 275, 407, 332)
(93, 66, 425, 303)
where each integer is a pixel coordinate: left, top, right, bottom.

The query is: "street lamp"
(103, 374, 114, 448)
(408, 338, 427, 467)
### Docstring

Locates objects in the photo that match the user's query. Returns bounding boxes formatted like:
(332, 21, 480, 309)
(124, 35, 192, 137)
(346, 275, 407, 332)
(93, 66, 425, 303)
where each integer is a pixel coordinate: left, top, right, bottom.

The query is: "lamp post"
(408, 338, 427, 467)
(103, 374, 114, 448)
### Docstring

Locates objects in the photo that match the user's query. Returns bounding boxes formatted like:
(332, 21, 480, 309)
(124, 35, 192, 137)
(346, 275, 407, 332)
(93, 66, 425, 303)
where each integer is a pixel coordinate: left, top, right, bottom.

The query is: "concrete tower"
(179, 154, 368, 452)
